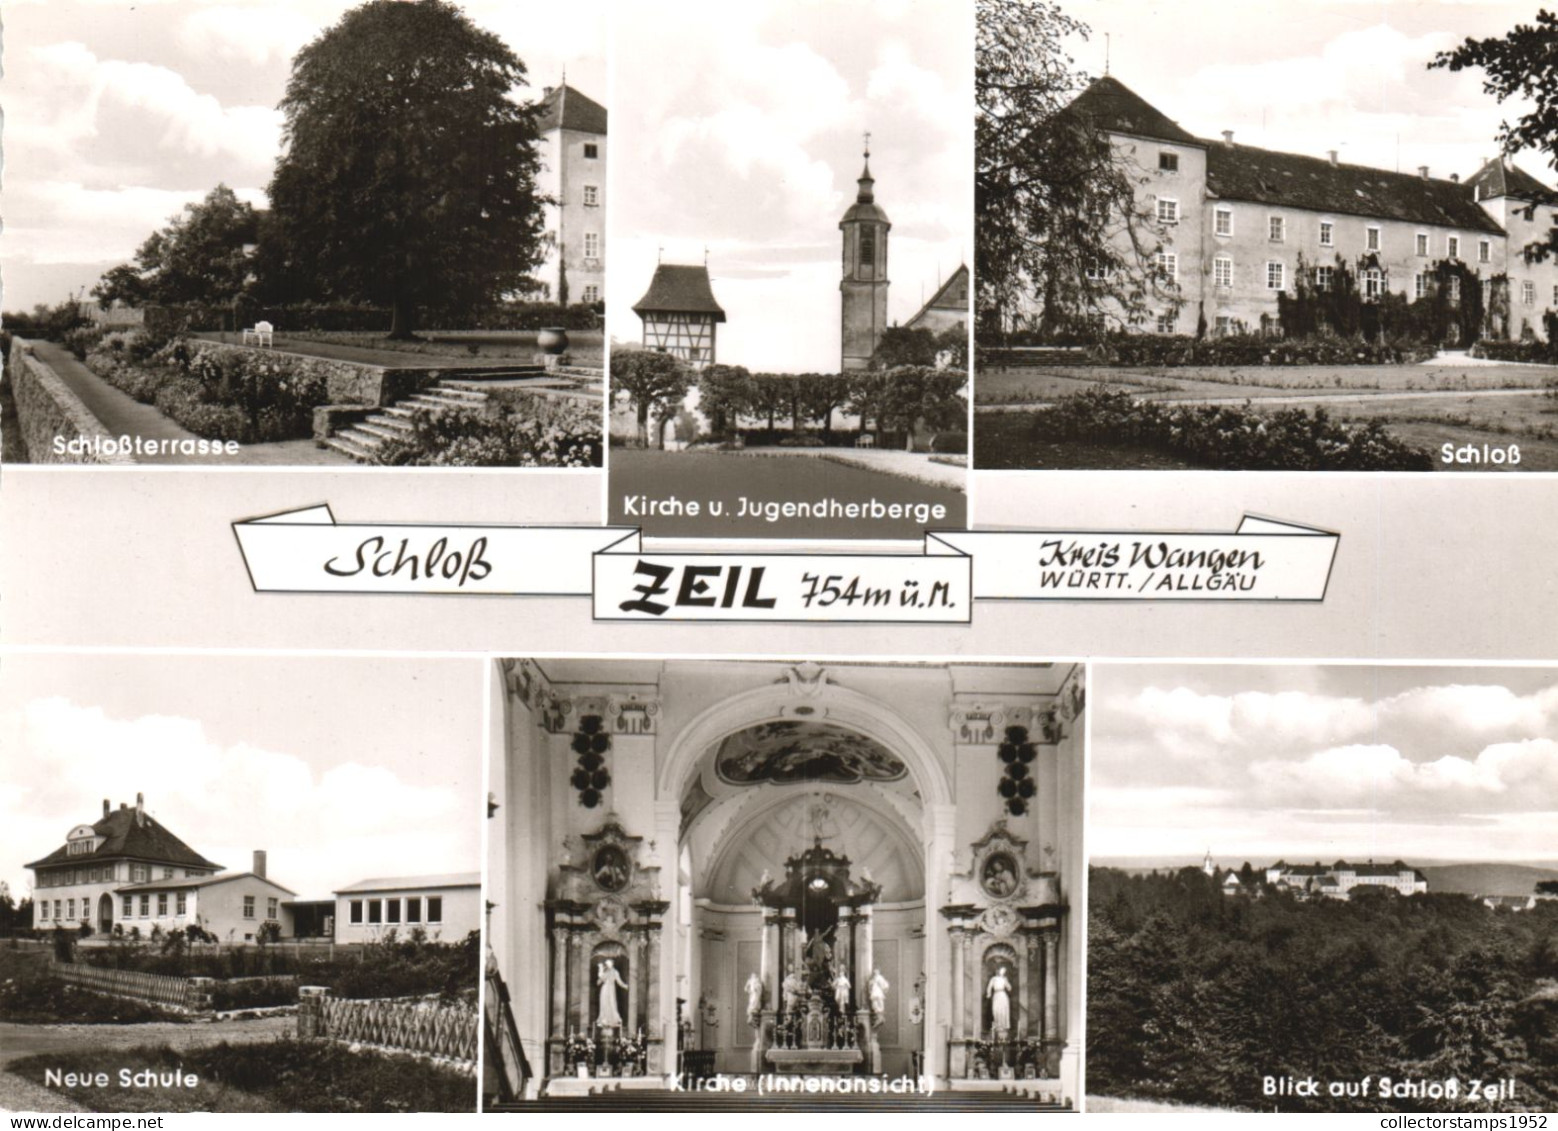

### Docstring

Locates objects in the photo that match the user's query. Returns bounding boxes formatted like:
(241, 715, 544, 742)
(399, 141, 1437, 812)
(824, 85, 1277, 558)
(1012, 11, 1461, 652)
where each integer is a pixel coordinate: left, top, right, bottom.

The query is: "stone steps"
(323, 380, 492, 463)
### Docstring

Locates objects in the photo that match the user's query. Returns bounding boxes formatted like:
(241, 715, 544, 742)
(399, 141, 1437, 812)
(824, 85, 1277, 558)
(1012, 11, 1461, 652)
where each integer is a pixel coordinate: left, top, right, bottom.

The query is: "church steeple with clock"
(839, 135, 891, 371)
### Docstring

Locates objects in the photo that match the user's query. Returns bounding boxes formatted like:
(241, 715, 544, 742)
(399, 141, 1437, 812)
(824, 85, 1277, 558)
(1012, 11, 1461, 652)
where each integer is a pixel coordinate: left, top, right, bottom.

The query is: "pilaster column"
(1042, 931, 1060, 1040)
(1024, 927, 1043, 1041)
(855, 904, 874, 1001)
(626, 930, 643, 1036)
(782, 908, 798, 981)
(837, 907, 855, 1005)
(645, 924, 663, 1046)
(551, 927, 569, 1038)
(948, 925, 965, 1041)
(963, 930, 978, 1039)
(572, 930, 592, 1034)
(762, 907, 781, 1006)
(923, 802, 957, 1079)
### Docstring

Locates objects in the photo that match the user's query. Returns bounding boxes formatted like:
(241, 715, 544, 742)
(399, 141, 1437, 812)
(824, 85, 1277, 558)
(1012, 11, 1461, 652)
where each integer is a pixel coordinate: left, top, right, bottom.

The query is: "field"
(976, 360, 1558, 470)
(608, 449, 967, 539)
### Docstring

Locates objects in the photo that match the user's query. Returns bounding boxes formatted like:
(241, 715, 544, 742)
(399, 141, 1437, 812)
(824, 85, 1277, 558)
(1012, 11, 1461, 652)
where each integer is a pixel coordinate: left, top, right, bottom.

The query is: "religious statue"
(744, 972, 764, 1021)
(832, 966, 851, 1014)
(596, 959, 628, 1028)
(782, 970, 806, 1014)
(868, 968, 889, 1017)
(986, 965, 1013, 1037)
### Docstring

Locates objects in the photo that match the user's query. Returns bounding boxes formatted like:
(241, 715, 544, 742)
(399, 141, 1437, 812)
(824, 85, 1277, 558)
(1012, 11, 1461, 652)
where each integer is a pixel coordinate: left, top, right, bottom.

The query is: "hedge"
(144, 300, 605, 337)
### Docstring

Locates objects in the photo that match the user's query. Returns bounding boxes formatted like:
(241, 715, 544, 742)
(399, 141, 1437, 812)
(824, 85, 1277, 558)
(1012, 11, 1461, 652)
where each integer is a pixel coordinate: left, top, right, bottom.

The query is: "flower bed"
(983, 332, 1437, 368)
(1027, 389, 1434, 471)
(373, 400, 602, 467)
(85, 334, 332, 443)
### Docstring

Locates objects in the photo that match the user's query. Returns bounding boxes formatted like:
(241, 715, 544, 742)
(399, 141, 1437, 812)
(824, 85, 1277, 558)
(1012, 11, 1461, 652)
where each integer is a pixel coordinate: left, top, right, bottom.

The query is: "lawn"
(7, 1038, 476, 1113)
(609, 449, 968, 539)
(977, 361, 1558, 404)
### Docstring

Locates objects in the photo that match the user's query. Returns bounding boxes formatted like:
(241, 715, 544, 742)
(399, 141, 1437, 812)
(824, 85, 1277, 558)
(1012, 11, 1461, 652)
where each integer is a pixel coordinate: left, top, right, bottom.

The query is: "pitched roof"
(632, 264, 727, 321)
(533, 83, 607, 136)
(1066, 76, 1201, 146)
(908, 264, 969, 327)
(335, 872, 480, 895)
(27, 805, 223, 871)
(1465, 156, 1558, 203)
(1205, 141, 1505, 234)
(118, 871, 297, 897)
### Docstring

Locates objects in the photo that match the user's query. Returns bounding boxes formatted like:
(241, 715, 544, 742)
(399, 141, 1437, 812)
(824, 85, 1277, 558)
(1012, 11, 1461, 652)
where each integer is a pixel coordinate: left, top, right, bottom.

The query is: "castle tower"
(839, 139, 891, 371)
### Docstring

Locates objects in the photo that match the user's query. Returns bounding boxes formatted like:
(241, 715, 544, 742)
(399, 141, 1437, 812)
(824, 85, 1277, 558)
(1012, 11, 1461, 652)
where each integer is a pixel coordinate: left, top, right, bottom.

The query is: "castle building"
(486, 659, 1085, 1107)
(26, 794, 295, 941)
(534, 82, 607, 307)
(840, 146, 892, 370)
(1265, 859, 1427, 899)
(631, 264, 726, 369)
(1036, 76, 1558, 341)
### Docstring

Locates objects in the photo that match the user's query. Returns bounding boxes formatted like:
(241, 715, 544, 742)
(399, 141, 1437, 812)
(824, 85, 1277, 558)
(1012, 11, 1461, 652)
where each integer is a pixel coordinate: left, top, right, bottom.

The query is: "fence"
(48, 958, 205, 1011)
(300, 986, 477, 1073)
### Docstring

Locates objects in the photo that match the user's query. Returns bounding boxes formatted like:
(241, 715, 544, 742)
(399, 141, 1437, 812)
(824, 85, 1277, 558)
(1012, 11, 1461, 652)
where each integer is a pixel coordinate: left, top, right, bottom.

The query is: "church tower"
(839, 139, 891, 372)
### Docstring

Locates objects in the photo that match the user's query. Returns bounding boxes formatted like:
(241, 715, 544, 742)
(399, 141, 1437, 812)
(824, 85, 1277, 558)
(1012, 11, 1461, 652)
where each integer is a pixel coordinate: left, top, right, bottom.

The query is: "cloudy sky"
(1092, 665, 1558, 866)
(1, 0, 605, 315)
(1063, 0, 1545, 183)
(0, 654, 484, 903)
(608, 0, 972, 374)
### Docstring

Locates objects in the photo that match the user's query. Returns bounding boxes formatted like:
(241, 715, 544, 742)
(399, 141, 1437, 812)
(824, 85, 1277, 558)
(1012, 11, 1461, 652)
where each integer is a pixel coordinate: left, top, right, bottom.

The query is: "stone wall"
(188, 342, 437, 407)
(3, 337, 133, 464)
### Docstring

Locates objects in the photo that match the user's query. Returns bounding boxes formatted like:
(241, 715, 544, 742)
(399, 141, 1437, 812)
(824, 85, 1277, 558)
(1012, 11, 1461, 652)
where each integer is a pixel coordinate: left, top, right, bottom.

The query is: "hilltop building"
(534, 82, 607, 306)
(1025, 76, 1558, 342)
(1265, 859, 1428, 899)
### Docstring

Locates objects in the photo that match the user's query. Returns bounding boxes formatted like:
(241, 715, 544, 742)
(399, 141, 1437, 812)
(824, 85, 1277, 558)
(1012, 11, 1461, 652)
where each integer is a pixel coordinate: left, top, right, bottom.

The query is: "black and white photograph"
(0, 654, 484, 1113)
(605, 0, 971, 540)
(1088, 663, 1558, 1114)
(485, 658, 1083, 1109)
(975, 0, 1558, 472)
(1, 0, 605, 469)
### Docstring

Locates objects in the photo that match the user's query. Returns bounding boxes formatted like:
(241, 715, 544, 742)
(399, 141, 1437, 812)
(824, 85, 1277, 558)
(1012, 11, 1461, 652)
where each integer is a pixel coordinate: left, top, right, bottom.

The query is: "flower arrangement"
(564, 1031, 596, 1071)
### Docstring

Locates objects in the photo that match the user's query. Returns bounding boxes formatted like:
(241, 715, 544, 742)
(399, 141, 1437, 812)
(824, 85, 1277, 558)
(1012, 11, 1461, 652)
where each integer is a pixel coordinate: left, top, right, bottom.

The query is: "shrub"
(62, 325, 107, 360)
(1081, 332, 1436, 368)
(208, 977, 299, 1011)
(1472, 339, 1558, 365)
(931, 431, 969, 454)
(1027, 388, 1434, 471)
(777, 433, 825, 447)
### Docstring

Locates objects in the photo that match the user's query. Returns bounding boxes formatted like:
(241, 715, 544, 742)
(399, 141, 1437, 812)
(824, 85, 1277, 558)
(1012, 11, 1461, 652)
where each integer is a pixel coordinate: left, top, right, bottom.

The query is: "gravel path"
(0, 1017, 293, 1113)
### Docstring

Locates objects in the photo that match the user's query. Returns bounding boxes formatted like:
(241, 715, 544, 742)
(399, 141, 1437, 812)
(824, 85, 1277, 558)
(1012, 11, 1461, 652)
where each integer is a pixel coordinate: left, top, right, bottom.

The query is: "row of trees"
(610, 349, 967, 450)
(92, 0, 550, 338)
(1089, 867, 1558, 1113)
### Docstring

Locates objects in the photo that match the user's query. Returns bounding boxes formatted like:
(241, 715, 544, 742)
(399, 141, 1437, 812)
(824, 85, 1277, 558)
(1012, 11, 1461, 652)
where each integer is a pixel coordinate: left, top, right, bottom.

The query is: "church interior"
(485, 658, 1084, 1109)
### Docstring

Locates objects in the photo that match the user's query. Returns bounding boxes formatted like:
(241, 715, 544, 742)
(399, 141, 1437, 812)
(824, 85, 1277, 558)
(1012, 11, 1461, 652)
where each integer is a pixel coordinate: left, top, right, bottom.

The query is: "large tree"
(266, 0, 545, 338)
(92, 185, 258, 309)
(976, 0, 1172, 339)
(1431, 12, 1558, 262)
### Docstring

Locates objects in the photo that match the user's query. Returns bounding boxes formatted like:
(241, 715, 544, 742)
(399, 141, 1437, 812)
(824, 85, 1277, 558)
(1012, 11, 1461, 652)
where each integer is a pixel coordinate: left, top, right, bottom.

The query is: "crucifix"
(863, 130, 872, 160)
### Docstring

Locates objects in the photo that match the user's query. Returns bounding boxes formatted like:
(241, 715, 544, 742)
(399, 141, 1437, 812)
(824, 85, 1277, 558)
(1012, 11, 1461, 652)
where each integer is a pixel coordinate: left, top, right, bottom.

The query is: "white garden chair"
(242, 321, 274, 347)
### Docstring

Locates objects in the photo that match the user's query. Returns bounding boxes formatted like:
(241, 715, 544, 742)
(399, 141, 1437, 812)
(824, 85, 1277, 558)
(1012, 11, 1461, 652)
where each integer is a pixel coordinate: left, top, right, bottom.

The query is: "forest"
(1088, 867, 1558, 1113)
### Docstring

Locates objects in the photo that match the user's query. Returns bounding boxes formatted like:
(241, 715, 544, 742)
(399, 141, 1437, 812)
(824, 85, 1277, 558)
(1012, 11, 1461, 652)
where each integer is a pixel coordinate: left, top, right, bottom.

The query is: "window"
(387, 899, 402, 924)
(350, 900, 363, 924)
(368, 899, 382, 924)
(1084, 260, 1109, 281)
(1214, 208, 1232, 237)
(427, 897, 443, 924)
(67, 899, 75, 920)
(1414, 274, 1428, 299)
(139, 895, 149, 917)
(581, 284, 600, 304)
(1363, 268, 1383, 300)
(132, 865, 148, 883)
(1448, 236, 1460, 259)
(1481, 240, 1493, 264)
(1449, 276, 1461, 304)
(1319, 220, 1334, 247)
(583, 143, 598, 159)
(1552, 284, 1558, 305)
(582, 184, 599, 207)
(1158, 151, 1179, 172)
(1523, 280, 1536, 305)
(406, 897, 422, 924)
(1156, 312, 1176, 333)
(1266, 261, 1285, 290)
(1269, 216, 1285, 242)
(1155, 251, 1178, 279)
(163, 868, 174, 879)
(1213, 256, 1232, 287)
(1415, 233, 1428, 256)
(583, 232, 600, 260)
(1316, 265, 1334, 292)
(243, 895, 255, 920)
(157, 893, 167, 916)
(123, 896, 133, 918)
(176, 893, 186, 915)
(1156, 197, 1179, 224)
(1367, 226, 1381, 252)
(268, 898, 278, 920)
